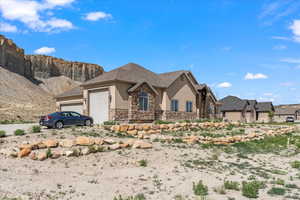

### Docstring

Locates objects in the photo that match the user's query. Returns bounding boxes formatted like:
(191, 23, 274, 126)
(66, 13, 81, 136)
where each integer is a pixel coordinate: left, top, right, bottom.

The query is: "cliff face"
(25, 55, 104, 82)
(0, 35, 33, 79)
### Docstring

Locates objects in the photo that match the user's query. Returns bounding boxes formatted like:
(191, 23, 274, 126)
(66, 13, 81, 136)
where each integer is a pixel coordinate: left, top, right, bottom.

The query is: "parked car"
(40, 111, 93, 129)
(286, 116, 295, 123)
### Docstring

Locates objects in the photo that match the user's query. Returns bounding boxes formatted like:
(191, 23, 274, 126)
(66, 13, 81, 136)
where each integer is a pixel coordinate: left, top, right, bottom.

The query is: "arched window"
(139, 91, 148, 111)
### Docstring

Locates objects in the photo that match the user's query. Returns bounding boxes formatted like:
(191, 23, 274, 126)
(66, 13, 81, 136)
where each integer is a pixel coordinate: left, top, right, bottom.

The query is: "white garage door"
(89, 89, 109, 124)
(61, 103, 83, 114)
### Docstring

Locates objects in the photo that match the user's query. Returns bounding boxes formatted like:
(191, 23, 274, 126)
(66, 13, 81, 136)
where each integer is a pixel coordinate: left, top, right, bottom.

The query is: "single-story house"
(274, 105, 300, 122)
(56, 63, 218, 124)
(218, 96, 274, 123)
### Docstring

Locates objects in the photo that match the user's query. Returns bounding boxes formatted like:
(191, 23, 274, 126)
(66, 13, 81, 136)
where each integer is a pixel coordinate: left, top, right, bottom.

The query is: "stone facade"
(110, 109, 129, 122)
(128, 83, 156, 122)
(163, 111, 198, 121)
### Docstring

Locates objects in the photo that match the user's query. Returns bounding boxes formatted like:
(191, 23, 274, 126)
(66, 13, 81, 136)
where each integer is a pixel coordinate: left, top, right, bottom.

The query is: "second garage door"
(89, 89, 109, 124)
(61, 103, 83, 114)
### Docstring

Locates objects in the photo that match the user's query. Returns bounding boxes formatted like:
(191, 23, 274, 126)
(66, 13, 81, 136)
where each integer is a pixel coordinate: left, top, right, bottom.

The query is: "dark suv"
(40, 112, 93, 129)
(286, 116, 295, 123)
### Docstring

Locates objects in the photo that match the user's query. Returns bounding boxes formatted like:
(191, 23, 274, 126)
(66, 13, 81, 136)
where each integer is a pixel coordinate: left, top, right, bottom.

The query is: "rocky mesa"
(0, 34, 104, 121)
(26, 55, 103, 82)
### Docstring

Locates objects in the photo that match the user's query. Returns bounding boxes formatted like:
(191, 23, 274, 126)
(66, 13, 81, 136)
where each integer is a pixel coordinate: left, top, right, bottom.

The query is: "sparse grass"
(103, 121, 119, 125)
(31, 125, 41, 133)
(14, 129, 25, 136)
(267, 187, 286, 196)
(286, 183, 298, 189)
(113, 194, 146, 200)
(0, 130, 6, 137)
(291, 161, 300, 169)
(242, 181, 265, 198)
(154, 120, 174, 125)
(0, 120, 34, 124)
(46, 148, 52, 158)
(213, 186, 226, 194)
(224, 180, 240, 191)
(138, 159, 148, 167)
(193, 180, 208, 196)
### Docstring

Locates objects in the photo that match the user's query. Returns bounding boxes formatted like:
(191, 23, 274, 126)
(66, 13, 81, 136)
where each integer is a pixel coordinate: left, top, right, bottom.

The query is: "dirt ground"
(1, 124, 300, 200)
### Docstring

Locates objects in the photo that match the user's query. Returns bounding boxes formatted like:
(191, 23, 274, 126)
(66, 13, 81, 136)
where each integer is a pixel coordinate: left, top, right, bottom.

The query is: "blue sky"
(1, 0, 300, 105)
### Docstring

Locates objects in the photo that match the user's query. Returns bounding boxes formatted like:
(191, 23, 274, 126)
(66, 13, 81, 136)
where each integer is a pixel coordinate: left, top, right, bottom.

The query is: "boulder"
(76, 136, 94, 146)
(109, 143, 120, 150)
(143, 125, 151, 131)
(43, 139, 58, 148)
(104, 138, 115, 144)
(94, 138, 104, 145)
(37, 152, 47, 161)
(18, 148, 31, 158)
(29, 152, 37, 160)
(127, 130, 138, 136)
(120, 125, 129, 132)
(59, 139, 75, 148)
(132, 141, 153, 149)
(51, 151, 61, 159)
(65, 150, 74, 157)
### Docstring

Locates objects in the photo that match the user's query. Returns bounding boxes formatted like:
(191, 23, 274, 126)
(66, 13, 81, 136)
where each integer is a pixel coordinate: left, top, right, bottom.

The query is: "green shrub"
(0, 130, 6, 138)
(31, 125, 41, 133)
(103, 121, 119, 125)
(242, 181, 264, 198)
(285, 183, 298, 188)
(224, 181, 240, 191)
(193, 180, 208, 196)
(291, 161, 300, 169)
(138, 159, 148, 167)
(46, 148, 52, 158)
(154, 120, 174, 125)
(14, 129, 25, 136)
(267, 187, 286, 196)
(275, 178, 285, 185)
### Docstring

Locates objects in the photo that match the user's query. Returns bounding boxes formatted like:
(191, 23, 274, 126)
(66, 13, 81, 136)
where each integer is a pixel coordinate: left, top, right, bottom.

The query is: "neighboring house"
(274, 105, 300, 122)
(56, 63, 218, 124)
(219, 96, 274, 123)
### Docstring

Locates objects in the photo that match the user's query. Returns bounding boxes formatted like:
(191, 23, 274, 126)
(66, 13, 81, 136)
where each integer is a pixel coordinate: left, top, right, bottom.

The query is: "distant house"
(56, 63, 218, 124)
(274, 105, 300, 122)
(219, 96, 274, 123)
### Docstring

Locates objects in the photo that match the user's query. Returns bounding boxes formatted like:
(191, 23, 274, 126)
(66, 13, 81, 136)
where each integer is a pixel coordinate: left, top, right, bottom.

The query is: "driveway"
(0, 123, 38, 136)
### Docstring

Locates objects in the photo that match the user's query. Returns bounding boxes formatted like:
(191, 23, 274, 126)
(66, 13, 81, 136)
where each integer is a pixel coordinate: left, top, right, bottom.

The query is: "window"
(70, 112, 81, 117)
(171, 100, 179, 112)
(139, 91, 148, 111)
(186, 101, 193, 112)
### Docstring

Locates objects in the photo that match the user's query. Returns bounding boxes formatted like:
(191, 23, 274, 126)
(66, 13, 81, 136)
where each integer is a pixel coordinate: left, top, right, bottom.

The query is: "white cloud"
(271, 36, 290, 40)
(0, 0, 75, 32)
(45, 0, 75, 6)
(34, 47, 56, 54)
(259, 97, 275, 102)
(280, 57, 300, 64)
(290, 20, 300, 42)
(0, 22, 17, 32)
(244, 73, 268, 80)
(84, 11, 112, 21)
(280, 82, 294, 87)
(217, 82, 232, 88)
(273, 45, 287, 50)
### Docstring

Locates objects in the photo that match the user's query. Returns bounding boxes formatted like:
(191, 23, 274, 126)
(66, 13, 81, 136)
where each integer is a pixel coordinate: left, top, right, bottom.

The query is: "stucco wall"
(165, 75, 197, 112)
(257, 112, 270, 123)
(223, 112, 244, 122)
(114, 82, 131, 109)
(245, 111, 256, 123)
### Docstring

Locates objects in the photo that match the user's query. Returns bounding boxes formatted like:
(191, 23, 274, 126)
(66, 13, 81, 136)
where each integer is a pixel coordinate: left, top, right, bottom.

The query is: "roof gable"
(219, 96, 248, 111)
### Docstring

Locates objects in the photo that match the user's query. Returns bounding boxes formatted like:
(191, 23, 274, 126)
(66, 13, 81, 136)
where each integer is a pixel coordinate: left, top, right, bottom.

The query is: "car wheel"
(55, 121, 64, 129)
(85, 119, 92, 127)
(46, 126, 52, 129)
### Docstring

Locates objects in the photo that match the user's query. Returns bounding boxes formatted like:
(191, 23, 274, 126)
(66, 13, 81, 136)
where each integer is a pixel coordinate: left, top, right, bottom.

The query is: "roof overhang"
(128, 82, 159, 96)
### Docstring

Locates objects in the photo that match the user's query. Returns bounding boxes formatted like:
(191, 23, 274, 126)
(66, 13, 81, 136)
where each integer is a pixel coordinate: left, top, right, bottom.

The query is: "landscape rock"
(43, 139, 58, 148)
(76, 136, 94, 146)
(132, 141, 153, 149)
(59, 139, 75, 148)
(18, 148, 31, 158)
(37, 152, 47, 161)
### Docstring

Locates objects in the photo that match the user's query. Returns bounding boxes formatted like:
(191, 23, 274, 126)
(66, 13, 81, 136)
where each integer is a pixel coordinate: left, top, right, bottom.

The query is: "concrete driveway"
(0, 123, 38, 136)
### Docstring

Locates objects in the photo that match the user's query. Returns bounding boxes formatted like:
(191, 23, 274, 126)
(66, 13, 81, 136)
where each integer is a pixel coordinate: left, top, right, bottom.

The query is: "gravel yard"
(0, 123, 300, 200)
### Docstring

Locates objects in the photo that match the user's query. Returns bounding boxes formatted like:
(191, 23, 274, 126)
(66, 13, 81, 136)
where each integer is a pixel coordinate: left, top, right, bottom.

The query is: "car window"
(61, 112, 70, 117)
(70, 112, 81, 117)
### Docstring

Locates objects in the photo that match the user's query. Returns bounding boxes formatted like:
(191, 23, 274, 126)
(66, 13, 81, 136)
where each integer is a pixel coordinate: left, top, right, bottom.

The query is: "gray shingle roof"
(82, 63, 168, 88)
(219, 96, 249, 111)
(56, 86, 83, 98)
(256, 102, 274, 112)
(246, 100, 257, 111)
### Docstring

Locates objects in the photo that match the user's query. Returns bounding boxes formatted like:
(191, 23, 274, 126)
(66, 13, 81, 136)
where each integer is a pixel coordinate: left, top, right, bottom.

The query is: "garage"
(61, 103, 83, 114)
(89, 89, 109, 124)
